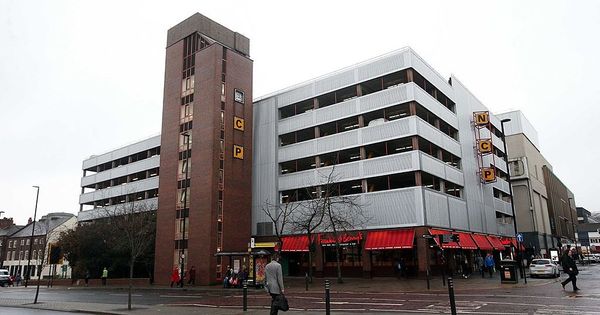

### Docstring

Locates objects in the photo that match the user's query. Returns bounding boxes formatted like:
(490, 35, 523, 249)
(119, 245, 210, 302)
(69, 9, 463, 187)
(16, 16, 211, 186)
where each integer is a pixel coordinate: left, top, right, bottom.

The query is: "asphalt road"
(1, 264, 599, 314)
(1, 307, 74, 314)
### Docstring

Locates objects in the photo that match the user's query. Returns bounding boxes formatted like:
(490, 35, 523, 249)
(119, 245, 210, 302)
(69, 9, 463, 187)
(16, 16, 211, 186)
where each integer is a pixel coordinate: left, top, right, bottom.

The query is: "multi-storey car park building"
(252, 48, 516, 277)
(79, 135, 160, 222)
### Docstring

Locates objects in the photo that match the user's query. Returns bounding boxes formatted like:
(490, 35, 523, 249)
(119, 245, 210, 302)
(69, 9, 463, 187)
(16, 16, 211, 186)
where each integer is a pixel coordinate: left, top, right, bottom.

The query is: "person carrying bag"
(265, 254, 288, 314)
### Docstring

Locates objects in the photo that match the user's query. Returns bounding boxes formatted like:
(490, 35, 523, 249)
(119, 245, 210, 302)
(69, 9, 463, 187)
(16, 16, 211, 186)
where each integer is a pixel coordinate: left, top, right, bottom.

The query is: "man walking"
(560, 248, 580, 291)
(265, 254, 285, 315)
(484, 253, 495, 278)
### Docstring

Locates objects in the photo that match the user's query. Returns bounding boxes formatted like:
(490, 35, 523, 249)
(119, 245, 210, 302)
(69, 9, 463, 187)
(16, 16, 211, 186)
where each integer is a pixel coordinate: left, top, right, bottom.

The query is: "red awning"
(429, 229, 459, 249)
(501, 237, 525, 251)
(486, 235, 505, 250)
(364, 229, 415, 250)
(280, 235, 309, 252)
(320, 233, 362, 245)
(472, 234, 493, 251)
(457, 232, 477, 250)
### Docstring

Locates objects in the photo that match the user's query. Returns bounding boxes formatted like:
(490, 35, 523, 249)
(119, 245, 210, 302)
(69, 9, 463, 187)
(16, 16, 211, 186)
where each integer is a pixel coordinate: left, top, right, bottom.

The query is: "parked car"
(529, 259, 560, 278)
(0, 269, 12, 287)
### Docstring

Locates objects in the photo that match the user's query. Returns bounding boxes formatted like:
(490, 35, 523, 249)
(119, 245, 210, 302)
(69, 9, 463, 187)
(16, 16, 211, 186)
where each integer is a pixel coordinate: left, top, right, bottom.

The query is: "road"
(1, 264, 599, 314)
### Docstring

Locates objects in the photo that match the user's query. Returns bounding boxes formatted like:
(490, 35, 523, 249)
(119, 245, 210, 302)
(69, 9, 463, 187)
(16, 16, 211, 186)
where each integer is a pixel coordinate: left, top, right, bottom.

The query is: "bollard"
(305, 272, 309, 291)
(447, 277, 457, 315)
(243, 280, 248, 311)
(442, 268, 446, 287)
(426, 269, 430, 290)
(325, 279, 331, 315)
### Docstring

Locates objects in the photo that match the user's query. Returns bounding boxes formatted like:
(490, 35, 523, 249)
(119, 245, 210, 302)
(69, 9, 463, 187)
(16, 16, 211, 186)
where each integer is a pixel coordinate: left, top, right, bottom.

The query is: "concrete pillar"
(362, 242, 372, 278)
(415, 227, 429, 274)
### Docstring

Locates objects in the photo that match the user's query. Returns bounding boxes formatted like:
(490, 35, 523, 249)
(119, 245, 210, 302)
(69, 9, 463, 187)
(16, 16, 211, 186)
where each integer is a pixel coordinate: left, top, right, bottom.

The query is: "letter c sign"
(234, 117, 245, 131)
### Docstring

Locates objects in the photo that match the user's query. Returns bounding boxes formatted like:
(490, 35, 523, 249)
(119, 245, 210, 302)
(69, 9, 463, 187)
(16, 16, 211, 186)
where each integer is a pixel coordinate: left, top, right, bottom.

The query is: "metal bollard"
(442, 268, 446, 287)
(243, 280, 248, 311)
(325, 280, 331, 315)
(447, 277, 457, 315)
(426, 269, 430, 290)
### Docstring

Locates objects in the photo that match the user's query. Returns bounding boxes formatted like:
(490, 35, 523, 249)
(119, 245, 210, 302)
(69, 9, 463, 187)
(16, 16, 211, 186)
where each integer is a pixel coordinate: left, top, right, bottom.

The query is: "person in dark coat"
(560, 248, 580, 291)
(187, 266, 196, 285)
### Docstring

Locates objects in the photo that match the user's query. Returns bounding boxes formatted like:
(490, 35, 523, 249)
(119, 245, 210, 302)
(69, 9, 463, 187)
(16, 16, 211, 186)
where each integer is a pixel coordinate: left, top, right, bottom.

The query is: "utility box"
(500, 260, 519, 284)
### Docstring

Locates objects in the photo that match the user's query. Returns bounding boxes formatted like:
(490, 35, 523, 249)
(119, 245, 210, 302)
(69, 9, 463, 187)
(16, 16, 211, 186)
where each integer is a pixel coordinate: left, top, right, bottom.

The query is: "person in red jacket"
(170, 268, 180, 288)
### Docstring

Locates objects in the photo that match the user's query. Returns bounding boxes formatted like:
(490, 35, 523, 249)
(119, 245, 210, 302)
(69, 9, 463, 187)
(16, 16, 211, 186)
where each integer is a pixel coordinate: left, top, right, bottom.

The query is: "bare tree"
(103, 200, 156, 310)
(261, 196, 301, 255)
(319, 168, 370, 283)
(292, 167, 369, 284)
(291, 186, 327, 283)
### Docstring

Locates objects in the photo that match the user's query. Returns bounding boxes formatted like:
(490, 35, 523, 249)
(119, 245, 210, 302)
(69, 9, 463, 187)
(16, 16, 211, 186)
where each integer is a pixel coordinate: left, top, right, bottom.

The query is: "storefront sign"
(233, 145, 244, 159)
(473, 111, 489, 126)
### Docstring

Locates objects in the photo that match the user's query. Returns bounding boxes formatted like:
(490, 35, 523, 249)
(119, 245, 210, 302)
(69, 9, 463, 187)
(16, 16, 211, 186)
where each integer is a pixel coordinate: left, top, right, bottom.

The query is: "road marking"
(109, 293, 142, 297)
(159, 295, 203, 298)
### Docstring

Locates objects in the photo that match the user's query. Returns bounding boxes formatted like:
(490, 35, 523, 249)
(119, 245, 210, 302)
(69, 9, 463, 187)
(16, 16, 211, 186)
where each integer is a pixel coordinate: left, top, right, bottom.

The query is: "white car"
(0, 269, 11, 287)
(529, 259, 560, 278)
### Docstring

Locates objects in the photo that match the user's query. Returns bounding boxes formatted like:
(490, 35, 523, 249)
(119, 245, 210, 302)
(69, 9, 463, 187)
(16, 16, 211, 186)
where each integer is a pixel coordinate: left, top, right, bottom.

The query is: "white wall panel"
(449, 198, 469, 230)
(362, 187, 424, 228)
(416, 119, 461, 157)
(445, 165, 464, 186)
(78, 197, 158, 222)
(81, 156, 160, 187)
(82, 135, 161, 170)
(356, 51, 407, 81)
(421, 153, 446, 179)
(424, 189, 450, 228)
(79, 176, 159, 204)
(413, 85, 458, 128)
(408, 51, 454, 100)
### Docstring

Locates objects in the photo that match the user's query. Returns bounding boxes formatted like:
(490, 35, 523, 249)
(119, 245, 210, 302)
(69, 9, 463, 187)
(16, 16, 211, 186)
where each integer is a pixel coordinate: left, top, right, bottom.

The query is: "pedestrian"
(265, 254, 285, 315)
(15, 274, 21, 286)
(187, 266, 196, 285)
(101, 267, 108, 286)
(170, 267, 180, 288)
(484, 253, 495, 278)
(85, 270, 90, 287)
(461, 255, 470, 279)
(560, 248, 580, 291)
(476, 254, 484, 278)
(224, 265, 233, 288)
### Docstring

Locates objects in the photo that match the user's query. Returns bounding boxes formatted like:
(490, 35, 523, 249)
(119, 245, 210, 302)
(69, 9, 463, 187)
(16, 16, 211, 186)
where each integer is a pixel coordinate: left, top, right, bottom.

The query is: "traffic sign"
(516, 233, 523, 243)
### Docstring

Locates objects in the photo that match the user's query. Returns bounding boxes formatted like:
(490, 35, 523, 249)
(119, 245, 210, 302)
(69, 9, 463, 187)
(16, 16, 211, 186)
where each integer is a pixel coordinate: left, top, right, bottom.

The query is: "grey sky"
(1, 0, 598, 224)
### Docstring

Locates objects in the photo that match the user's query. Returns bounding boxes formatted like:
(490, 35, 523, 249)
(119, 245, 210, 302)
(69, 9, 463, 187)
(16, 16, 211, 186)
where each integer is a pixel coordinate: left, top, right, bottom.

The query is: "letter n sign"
(474, 111, 489, 126)
(481, 167, 496, 183)
(233, 145, 244, 160)
(234, 117, 245, 131)
(478, 139, 493, 154)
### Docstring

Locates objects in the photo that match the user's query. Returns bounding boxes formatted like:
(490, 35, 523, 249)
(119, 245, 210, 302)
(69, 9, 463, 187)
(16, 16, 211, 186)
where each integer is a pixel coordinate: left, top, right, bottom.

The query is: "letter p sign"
(481, 167, 496, 183)
(233, 145, 244, 160)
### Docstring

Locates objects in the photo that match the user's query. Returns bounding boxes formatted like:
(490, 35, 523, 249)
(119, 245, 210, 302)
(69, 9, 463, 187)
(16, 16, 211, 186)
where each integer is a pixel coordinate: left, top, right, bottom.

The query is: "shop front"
(320, 233, 364, 277)
(364, 229, 416, 277)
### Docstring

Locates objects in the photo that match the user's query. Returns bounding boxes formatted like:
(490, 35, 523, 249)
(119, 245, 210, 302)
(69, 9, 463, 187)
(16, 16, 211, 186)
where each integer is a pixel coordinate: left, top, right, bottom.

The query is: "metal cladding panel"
(356, 50, 407, 81)
(79, 176, 159, 204)
(314, 69, 355, 95)
(362, 151, 419, 177)
(413, 84, 458, 128)
(408, 50, 454, 101)
(278, 111, 314, 133)
(445, 165, 464, 186)
(424, 189, 450, 228)
(82, 135, 161, 169)
(359, 84, 408, 113)
(416, 119, 461, 157)
(78, 198, 158, 222)
(278, 151, 420, 191)
(449, 197, 469, 230)
(420, 153, 446, 179)
(482, 154, 507, 173)
(492, 178, 510, 194)
(491, 133, 505, 152)
(276, 84, 314, 108)
(81, 156, 160, 187)
(316, 131, 359, 153)
(494, 198, 513, 216)
(252, 98, 279, 234)
(362, 187, 424, 228)
(318, 98, 359, 123)
(361, 116, 415, 144)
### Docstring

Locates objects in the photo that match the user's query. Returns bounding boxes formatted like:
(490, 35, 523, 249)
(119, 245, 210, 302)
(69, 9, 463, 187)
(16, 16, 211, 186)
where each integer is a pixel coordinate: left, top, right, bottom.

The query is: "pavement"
(0, 264, 598, 314)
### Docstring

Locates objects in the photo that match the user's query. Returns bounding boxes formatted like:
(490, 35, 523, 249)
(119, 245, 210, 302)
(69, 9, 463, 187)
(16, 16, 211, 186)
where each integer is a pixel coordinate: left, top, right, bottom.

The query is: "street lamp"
(25, 186, 40, 288)
(567, 197, 579, 261)
(499, 118, 526, 283)
(180, 132, 190, 288)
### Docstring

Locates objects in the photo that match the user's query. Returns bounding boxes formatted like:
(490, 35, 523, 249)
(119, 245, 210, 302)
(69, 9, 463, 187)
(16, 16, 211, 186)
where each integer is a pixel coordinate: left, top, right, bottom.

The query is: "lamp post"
(180, 132, 190, 288)
(25, 186, 40, 288)
(499, 119, 526, 283)
(567, 197, 579, 261)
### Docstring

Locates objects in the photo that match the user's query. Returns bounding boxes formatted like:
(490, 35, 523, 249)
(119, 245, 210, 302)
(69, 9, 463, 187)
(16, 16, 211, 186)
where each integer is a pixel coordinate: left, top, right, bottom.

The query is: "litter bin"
(500, 260, 519, 284)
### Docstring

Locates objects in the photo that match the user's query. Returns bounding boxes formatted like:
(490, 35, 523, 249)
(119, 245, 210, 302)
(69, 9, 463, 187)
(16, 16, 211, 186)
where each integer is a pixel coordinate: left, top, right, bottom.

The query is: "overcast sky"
(1, 0, 599, 225)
